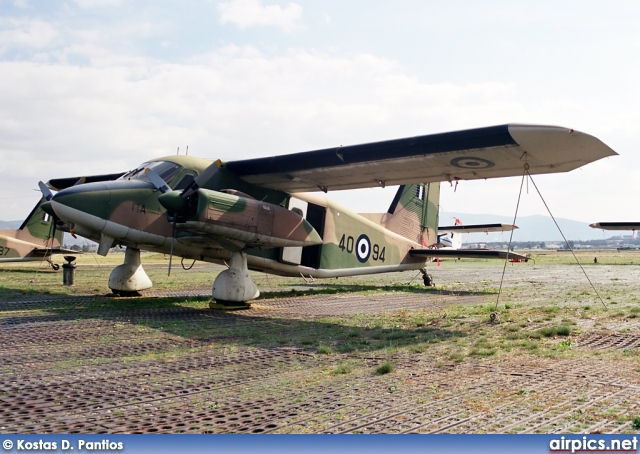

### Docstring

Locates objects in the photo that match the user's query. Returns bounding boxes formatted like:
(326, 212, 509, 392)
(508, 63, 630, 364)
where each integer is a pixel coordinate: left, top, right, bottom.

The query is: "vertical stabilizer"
(15, 197, 62, 246)
(382, 183, 440, 246)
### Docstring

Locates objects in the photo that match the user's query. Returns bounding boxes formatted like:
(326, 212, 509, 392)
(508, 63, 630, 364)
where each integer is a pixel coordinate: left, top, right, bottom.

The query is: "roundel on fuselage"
(356, 234, 371, 263)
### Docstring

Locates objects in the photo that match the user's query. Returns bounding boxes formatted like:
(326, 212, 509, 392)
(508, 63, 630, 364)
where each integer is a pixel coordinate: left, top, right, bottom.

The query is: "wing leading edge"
(590, 222, 640, 231)
(223, 124, 616, 193)
(410, 249, 528, 261)
(438, 223, 517, 234)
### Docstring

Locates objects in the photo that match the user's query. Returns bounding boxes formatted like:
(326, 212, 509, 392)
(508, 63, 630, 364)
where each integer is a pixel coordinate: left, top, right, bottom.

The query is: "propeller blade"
(38, 181, 53, 201)
(168, 217, 177, 276)
(181, 159, 221, 198)
(144, 168, 172, 193)
(50, 217, 57, 249)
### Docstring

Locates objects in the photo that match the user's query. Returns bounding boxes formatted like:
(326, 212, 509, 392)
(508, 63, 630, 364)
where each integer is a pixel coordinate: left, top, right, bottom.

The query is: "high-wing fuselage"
(43, 156, 431, 278)
(40, 124, 617, 305)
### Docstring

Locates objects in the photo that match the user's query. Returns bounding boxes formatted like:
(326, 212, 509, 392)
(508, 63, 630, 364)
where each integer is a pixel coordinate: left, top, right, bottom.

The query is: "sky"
(1, 0, 639, 224)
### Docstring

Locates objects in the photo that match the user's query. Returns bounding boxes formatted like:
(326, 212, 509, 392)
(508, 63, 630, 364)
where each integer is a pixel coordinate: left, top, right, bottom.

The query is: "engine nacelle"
(178, 188, 322, 248)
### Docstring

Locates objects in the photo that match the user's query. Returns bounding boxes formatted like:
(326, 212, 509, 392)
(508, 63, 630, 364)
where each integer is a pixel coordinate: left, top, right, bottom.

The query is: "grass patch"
(317, 344, 333, 355)
(332, 361, 354, 375)
(537, 325, 573, 337)
(375, 361, 394, 375)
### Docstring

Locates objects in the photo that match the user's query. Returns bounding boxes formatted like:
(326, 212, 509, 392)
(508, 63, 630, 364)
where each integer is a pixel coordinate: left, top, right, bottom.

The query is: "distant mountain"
(439, 212, 616, 243)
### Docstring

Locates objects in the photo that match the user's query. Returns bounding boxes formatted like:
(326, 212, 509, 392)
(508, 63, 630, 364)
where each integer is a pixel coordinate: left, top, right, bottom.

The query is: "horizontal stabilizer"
(438, 223, 517, 234)
(31, 247, 81, 257)
(410, 248, 528, 261)
(589, 222, 640, 231)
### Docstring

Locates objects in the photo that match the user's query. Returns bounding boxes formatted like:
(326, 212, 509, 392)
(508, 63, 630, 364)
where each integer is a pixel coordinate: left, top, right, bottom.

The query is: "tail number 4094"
(339, 234, 385, 263)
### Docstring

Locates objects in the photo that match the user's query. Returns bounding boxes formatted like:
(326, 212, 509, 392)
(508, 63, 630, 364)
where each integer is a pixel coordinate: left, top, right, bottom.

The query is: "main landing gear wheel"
(51, 263, 60, 271)
(420, 268, 435, 287)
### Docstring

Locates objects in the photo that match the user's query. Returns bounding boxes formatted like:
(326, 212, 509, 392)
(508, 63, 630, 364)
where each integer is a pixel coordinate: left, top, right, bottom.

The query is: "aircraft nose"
(50, 181, 112, 218)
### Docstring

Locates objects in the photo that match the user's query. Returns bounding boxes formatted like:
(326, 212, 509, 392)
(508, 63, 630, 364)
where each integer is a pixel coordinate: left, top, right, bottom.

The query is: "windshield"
(119, 161, 183, 184)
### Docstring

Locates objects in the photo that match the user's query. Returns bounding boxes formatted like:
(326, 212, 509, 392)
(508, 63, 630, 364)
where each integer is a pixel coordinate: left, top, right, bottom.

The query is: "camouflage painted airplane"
(39, 124, 616, 307)
(0, 197, 77, 270)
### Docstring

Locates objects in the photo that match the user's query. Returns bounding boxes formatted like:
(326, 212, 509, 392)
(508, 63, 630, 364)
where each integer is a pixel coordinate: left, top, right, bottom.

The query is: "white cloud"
(72, 0, 123, 8)
(218, 0, 303, 33)
(0, 45, 529, 218)
(4, 42, 624, 222)
(1, 2, 638, 224)
(0, 18, 59, 52)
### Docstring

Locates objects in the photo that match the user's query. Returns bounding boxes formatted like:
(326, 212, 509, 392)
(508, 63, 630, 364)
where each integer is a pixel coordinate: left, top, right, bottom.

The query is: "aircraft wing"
(223, 124, 617, 192)
(31, 247, 81, 257)
(410, 249, 529, 261)
(438, 223, 517, 234)
(589, 222, 640, 231)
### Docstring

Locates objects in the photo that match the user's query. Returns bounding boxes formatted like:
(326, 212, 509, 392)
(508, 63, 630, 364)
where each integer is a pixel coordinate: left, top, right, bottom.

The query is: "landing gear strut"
(211, 251, 259, 310)
(108, 248, 152, 296)
(47, 259, 60, 271)
(420, 267, 435, 287)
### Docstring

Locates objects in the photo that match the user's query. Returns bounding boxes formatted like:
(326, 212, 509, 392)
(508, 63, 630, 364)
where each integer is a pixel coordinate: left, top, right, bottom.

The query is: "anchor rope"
(525, 171, 607, 309)
(494, 167, 526, 310)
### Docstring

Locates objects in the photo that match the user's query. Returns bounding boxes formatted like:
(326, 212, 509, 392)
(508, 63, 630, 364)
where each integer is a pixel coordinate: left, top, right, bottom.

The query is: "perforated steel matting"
(1, 288, 639, 433)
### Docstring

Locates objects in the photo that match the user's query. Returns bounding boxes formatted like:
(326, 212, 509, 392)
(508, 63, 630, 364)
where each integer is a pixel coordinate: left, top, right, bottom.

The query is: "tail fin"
(15, 197, 62, 246)
(382, 183, 440, 246)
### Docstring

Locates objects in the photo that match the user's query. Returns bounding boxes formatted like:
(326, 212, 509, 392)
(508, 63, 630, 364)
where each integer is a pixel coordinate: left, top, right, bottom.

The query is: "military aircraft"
(39, 124, 616, 307)
(0, 197, 78, 269)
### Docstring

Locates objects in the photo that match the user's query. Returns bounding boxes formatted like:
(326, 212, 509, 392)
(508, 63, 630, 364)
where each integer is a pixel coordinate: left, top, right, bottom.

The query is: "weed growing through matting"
(375, 361, 394, 375)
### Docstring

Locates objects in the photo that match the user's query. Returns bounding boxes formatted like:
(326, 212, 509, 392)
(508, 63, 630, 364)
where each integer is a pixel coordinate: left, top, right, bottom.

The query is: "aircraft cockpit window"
(119, 161, 183, 185)
(119, 164, 148, 180)
(147, 161, 183, 183)
(174, 173, 195, 190)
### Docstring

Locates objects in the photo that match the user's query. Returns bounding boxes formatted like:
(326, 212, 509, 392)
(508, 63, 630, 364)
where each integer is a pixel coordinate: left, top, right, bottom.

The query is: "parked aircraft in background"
(39, 124, 615, 307)
(0, 197, 77, 269)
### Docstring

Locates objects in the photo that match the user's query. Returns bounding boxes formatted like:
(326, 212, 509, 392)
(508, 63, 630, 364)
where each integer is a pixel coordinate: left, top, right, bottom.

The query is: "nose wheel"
(46, 259, 60, 271)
